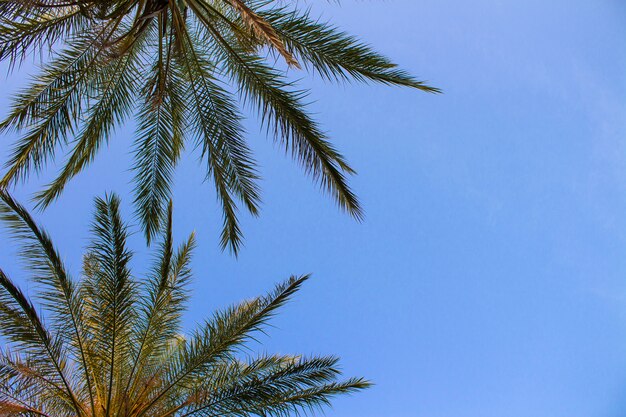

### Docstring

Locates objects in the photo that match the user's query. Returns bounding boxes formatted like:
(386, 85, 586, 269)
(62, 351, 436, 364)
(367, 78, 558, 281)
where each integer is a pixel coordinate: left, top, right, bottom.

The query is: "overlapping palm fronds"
(0, 190, 369, 417)
(0, 0, 439, 253)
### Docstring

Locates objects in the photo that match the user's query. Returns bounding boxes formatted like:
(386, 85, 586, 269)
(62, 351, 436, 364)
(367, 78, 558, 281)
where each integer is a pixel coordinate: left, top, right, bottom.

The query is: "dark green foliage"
(0, 0, 438, 253)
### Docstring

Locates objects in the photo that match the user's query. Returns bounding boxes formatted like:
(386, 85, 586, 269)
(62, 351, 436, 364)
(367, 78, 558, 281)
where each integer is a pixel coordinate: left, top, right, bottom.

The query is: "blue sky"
(1, 1, 626, 416)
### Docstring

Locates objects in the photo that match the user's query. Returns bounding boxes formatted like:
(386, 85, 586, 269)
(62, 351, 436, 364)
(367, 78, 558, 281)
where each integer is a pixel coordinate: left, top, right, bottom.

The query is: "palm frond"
(1, 0, 434, 250)
(198, 18, 362, 219)
(0, 6, 88, 66)
(0, 26, 115, 187)
(35, 28, 146, 209)
(0, 190, 97, 413)
(0, 347, 72, 413)
(133, 18, 186, 243)
(262, 6, 440, 92)
(83, 194, 137, 417)
(0, 268, 84, 417)
(172, 5, 261, 254)
(0, 192, 368, 417)
(123, 202, 195, 406)
(221, 0, 300, 68)
(134, 275, 309, 417)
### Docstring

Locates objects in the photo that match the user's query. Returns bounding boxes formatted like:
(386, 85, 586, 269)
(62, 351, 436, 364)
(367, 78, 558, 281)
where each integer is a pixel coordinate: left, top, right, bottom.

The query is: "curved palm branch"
(0, 191, 370, 417)
(0, 0, 440, 253)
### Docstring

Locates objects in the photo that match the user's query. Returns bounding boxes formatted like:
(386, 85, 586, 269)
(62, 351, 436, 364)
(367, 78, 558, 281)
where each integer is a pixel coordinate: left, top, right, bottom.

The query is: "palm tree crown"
(0, 0, 439, 253)
(0, 191, 369, 417)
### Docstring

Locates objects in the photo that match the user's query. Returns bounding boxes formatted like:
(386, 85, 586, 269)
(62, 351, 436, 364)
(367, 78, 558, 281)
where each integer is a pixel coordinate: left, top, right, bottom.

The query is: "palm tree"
(0, 190, 369, 417)
(0, 0, 439, 253)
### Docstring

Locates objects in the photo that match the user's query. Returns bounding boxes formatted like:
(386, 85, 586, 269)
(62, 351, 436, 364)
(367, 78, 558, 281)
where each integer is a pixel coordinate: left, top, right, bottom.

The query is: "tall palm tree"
(0, 190, 369, 417)
(0, 0, 439, 253)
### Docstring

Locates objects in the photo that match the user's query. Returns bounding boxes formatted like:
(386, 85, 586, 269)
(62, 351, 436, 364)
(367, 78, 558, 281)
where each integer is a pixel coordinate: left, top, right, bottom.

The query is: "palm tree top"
(0, 0, 439, 253)
(0, 190, 369, 417)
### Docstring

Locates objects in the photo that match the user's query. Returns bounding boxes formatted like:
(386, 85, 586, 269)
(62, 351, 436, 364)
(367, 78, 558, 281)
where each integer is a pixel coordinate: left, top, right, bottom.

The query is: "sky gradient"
(1, 1, 626, 416)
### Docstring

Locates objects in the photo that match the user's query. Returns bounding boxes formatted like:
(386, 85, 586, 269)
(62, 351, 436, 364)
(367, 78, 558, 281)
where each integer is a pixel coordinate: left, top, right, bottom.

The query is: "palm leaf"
(0, 190, 98, 413)
(133, 18, 187, 243)
(0, 0, 435, 250)
(172, 4, 261, 253)
(84, 194, 137, 417)
(0, 26, 117, 187)
(198, 18, 362, 219)
(133, 275, 309, 417)
(0, 268, 84, 416)
(124, 202, 195, 406)
(262, 6, 440, 92)
(0, 192, 369, 417)
(35, 28, 146, 208)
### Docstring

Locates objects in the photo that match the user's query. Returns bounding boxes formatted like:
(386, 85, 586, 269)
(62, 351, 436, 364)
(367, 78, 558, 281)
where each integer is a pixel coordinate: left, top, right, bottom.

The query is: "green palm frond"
(35, 30, 146, 209)
(172, 9, 261, 253)
(133, 23, 187, 243)
(201, 17, 363, 220)
(125, 202, 195, 401)
(85, 194, 138, 417)
(0, 192, 368, 417)
(0, 190, 98, 413)
(0, 0, 438, 253)
(0, 268, 84, 417)
(259, 6, 441, 92)
(0, 6, 89, 65)
(176, 355, 369, 417)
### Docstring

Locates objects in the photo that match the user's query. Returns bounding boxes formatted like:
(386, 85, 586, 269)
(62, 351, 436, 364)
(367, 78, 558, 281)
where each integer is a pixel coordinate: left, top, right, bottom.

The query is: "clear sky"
(1, 1, 626, 416)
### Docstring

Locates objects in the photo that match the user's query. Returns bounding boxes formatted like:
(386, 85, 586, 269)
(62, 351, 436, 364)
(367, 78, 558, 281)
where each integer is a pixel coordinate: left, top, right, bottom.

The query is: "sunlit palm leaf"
(0, 192, 369, 417)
